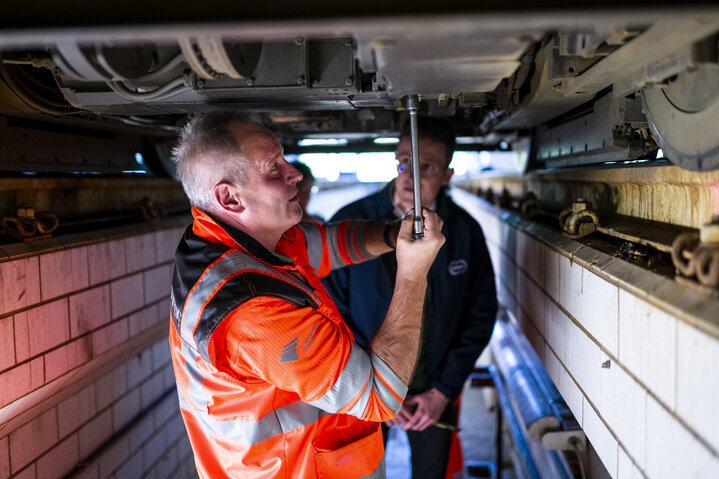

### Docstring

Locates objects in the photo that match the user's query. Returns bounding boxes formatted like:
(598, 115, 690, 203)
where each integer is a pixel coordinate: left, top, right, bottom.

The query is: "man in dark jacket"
(323, 117, 498, 479)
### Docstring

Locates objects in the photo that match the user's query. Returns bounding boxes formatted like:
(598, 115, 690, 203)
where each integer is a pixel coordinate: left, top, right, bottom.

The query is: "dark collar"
(209, 213, 293, 268)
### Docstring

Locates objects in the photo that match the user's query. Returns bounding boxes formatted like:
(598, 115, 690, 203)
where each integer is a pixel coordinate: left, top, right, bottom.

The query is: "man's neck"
(212, 209, 285, 252)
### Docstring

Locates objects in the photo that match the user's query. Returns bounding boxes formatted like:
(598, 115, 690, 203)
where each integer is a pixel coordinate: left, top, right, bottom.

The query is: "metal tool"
(406, 95, 423, 238)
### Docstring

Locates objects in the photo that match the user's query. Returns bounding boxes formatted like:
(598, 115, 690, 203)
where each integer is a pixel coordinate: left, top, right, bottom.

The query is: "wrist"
(383, 221, 396, 249)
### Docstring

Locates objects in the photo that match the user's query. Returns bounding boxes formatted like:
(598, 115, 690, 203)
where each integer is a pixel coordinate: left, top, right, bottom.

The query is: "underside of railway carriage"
(0, 2, 718, 478)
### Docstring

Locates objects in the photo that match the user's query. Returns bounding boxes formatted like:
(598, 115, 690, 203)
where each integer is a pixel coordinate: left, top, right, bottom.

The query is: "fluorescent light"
(373, 137, 399, 145)
(298, 138, 348, 147)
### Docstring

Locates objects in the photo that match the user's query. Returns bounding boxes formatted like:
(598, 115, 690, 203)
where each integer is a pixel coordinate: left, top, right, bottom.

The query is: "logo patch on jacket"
(448, 259, 468, 276)
(280, 337, 299, 363)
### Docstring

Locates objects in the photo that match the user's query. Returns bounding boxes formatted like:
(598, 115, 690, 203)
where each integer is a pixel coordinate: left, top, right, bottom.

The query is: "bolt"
(295, 36, 304, 46)
(296, 75, 305, 85)
(345, 39, 353, 47)
(571, 198, 588, 212)
(700, 216, 719, 243)
(311, 79, 319, 87)
(196, 79, 205, 89)
(345, 77, 353, 86)
(246, 77, 254, 86)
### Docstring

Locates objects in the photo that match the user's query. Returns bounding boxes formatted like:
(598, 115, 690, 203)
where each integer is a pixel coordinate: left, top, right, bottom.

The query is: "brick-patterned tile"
(126, 233, 158, 273)
(127, 349, 152, 389)
(1, 435, 9, 479)
(617, 445, 644, 479)
(78, 409, 113, 460)
(9, 465, 35, 479)
(517, 232, 544, 289)
(579, 271, 619, 357)
(517, 309, 543, 359)
(545, 299, 570, 366)
(583, 402, 618, 477)
(91, 318, 129, 355)
(143, 265, 172, 305)
(558, 254, 583, 322)
(44, 336, 92, 382)
(543, 247, 560, 302)
(598, 353, 646, 469)
(129, 303, 160, 337)
(36, 434, 78, 479)
(69, 285, 111, 338)
(14, 299, 69, 361)
(110, 273, 144, 319)
(557, 365, 583, 427)
(72, 463, 98, 479)
(96, 364, 128, 411)
(516, 270, 545, 336)
(151, 340, 171, 369)
(676, 321, 719, 453)
(567, 320, 601, 403)
(98, 436, 129, 478)
(0, 358, 44, 408)
(39, 247, 89, 300)
(646, 395, 719, 478)
(87, 239, 127, 285)
(58, 384, 96, 438)
(9, 408, 58, 473)
(128, 414, 154, 452)
(0, 316, 15, 370)
(155, 229, 180, 264)
(499, 251, 516, 296)
(543, 341, 561, 387)
(141, 373, 165, 410)
(143, 432, 167, 470)
(618, 290, 677, 409)
(116, 450, 144, 479)
(153, 393, 179, 430)
(0, 257, 40, 316)
(113, 389, 141, 432)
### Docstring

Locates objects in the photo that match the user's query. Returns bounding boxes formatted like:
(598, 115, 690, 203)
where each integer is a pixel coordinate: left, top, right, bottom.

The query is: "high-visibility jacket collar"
(190, 206, 294, 267)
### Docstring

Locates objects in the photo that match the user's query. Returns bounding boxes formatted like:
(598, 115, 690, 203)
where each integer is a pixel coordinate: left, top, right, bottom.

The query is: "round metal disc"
(641, 64, 719, 171)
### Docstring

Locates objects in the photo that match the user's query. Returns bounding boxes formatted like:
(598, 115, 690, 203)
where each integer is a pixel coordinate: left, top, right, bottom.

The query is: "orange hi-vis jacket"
(169, 208, 408, 478)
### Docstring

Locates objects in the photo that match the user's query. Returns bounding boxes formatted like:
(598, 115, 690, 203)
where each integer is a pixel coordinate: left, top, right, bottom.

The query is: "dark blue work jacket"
(322, 183, 498, 400)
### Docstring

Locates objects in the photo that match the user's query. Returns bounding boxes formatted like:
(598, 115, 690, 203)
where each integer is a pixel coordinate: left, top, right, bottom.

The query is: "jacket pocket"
(313, 421, 384, 479)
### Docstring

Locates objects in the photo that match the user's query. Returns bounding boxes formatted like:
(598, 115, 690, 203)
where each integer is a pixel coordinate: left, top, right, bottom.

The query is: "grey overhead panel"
(367, 34, 536, 98)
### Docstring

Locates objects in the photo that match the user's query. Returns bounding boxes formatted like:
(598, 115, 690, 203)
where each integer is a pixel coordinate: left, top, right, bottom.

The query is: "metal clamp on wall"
(672, 217, 719, 289)
(558, 198, 599, 239)
(0, 207, 59, 242)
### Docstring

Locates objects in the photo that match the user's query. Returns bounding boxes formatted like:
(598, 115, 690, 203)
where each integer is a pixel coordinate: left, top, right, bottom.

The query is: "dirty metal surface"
(457, 164, 719, 229)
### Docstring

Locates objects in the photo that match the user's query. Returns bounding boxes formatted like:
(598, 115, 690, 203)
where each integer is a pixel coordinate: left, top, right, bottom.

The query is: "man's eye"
(271, 162, 279, 170)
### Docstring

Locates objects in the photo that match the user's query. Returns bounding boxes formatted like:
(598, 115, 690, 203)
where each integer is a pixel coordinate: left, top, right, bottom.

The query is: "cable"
(569, 438, 586, 479)
(106, 76, 186, 101)
(132, 54, 185, 83)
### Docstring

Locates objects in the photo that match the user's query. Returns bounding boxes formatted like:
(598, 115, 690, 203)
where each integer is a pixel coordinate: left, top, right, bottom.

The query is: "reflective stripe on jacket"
(169, 208, 407, 478)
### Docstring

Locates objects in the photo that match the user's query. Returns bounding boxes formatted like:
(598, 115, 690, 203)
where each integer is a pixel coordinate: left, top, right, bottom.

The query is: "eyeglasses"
(396, 156, 445, 178)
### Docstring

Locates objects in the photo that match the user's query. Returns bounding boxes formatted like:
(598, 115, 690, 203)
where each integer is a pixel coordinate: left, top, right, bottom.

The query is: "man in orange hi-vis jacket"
(168, 113, 445, 479)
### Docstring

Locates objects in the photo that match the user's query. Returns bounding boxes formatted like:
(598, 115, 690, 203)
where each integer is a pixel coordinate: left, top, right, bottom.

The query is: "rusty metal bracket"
(559, 198, 599, 239)
(519, 192, 555, 221)
(0, 207, 59, 242)
(672, 219, 719, 288)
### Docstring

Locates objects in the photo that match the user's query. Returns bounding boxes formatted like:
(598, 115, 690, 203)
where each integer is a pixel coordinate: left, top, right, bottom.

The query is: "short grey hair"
(171, 112, 260, 211)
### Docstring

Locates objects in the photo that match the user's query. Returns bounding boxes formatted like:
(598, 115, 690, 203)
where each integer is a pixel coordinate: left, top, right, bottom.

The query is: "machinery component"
(641, 58, 719, 172)
(559, 198, 599, 239)
(406, 95, 423, 238)
(475, 318, 584, 479)
(533, 92, 657, 169)
(0, 207, 59, 241)
(519, 192, 554, 221)
(672, 217, 719, 288)
(178, 37, 262, 80)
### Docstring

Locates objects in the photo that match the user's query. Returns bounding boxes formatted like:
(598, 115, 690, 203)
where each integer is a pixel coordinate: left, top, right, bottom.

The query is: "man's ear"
(214, 182, 244, 213)
(442, 167, 454, 186)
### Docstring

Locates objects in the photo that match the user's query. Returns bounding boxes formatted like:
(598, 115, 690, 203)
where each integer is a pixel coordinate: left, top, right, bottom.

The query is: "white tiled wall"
(459, 192, 719, 478)
(0, 221, 197, 479)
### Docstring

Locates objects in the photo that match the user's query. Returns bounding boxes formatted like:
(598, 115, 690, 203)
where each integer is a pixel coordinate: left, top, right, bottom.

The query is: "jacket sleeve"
(431, 229, 498, 400)
(222, 297, 407, 422)
(289, 221, 378, 278)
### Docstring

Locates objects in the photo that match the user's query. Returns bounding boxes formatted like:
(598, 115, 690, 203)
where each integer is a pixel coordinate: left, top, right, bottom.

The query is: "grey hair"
(171, 112, 261, 211)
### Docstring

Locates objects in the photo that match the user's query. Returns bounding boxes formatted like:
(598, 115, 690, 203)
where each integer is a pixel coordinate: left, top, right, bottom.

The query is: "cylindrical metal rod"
(406, 95, 423, 238)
